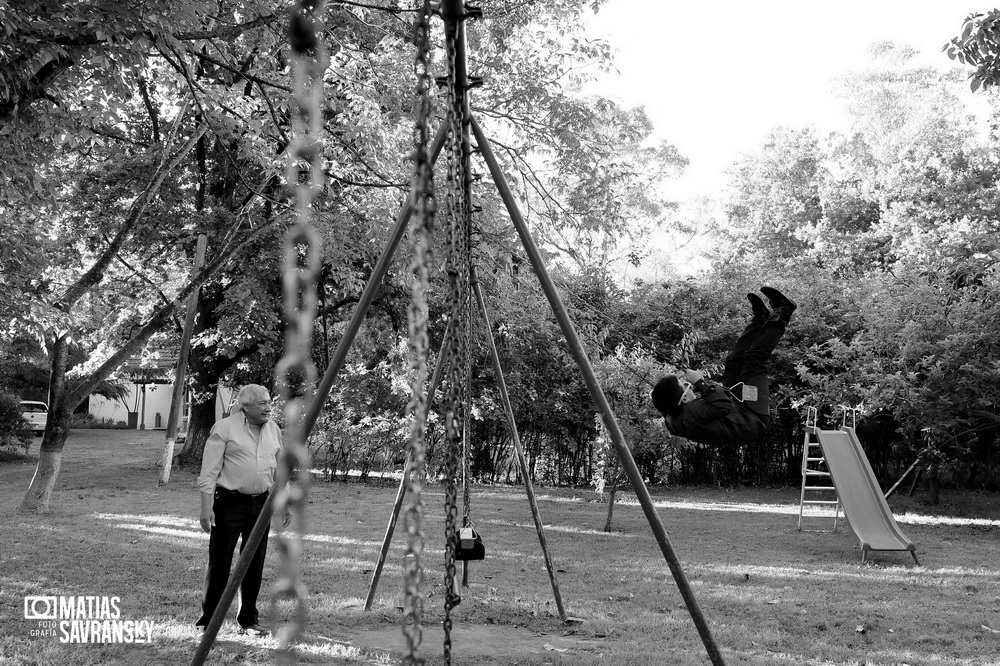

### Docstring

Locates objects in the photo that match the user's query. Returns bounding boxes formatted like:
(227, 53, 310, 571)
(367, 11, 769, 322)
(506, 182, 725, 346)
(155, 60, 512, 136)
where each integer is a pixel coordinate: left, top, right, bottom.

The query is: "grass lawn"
(2, 429, 999, 665)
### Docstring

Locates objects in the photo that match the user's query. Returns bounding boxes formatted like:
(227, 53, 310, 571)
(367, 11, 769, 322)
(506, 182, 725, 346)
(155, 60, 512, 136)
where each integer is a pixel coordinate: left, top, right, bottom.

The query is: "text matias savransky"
(24, 595, 155, 644)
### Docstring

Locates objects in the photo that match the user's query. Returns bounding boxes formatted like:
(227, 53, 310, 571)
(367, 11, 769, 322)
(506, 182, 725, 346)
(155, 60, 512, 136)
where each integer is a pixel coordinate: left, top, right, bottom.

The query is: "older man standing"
(196, 384, 286, 636)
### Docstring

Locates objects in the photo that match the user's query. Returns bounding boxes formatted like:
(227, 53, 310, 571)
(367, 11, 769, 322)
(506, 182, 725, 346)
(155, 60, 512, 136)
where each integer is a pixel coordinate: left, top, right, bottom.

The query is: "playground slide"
(815, 427, 918, 563)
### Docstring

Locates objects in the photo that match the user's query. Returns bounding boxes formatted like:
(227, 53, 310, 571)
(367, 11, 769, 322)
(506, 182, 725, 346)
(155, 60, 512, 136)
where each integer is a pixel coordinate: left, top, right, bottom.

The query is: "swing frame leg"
(472, 266, 568, 621)
(908, 468, 922, 497)
(884, 455, 922, 501)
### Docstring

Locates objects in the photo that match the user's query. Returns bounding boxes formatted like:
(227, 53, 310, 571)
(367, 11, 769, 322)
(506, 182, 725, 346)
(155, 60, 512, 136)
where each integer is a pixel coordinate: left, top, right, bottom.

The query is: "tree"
(720, 127, 823, 266)
(0, 1, 283, 207)
(16, 162, 283, 512)
(814, 43, 998, 273)
(3, 0, 292, 494)
(466, 4, 686, 274)
(5, 1, 294, 509)
(945, 9, 1000, 91)
(5, 0, 653, 513)
(794, 262, 1000, 500)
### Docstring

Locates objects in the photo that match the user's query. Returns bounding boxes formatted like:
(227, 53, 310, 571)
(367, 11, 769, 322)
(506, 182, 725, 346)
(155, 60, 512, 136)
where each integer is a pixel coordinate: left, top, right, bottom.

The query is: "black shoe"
(747, 293, 770, 318)
(238, 623, 270, 637)
(760, 286, 797, 315)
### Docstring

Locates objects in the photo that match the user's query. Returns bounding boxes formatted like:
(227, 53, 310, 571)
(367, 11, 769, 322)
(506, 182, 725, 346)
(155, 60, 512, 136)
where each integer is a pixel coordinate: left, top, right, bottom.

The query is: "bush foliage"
(0, 392, 32, 453)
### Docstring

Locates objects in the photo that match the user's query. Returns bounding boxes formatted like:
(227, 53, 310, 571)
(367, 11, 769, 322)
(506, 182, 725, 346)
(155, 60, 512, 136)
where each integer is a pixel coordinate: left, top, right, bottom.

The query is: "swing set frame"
(192, 2, 728, 665)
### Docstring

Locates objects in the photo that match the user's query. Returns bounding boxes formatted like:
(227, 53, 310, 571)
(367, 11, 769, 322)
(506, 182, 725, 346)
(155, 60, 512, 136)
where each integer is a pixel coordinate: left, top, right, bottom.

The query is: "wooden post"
(159, 234, 207, 485)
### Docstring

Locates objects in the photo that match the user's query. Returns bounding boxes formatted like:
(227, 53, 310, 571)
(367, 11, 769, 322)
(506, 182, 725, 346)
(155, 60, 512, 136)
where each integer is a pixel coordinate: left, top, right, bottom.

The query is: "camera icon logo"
(24, 596, 58, 620)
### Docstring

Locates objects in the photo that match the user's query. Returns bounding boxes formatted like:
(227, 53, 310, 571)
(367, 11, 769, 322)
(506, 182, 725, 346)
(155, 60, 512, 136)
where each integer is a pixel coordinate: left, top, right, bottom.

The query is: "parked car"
(20, 400, 48, 436)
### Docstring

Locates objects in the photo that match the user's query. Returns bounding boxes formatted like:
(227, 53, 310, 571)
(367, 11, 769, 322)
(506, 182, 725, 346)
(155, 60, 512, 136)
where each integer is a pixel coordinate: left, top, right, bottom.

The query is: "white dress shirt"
(197, 410, 282, 495)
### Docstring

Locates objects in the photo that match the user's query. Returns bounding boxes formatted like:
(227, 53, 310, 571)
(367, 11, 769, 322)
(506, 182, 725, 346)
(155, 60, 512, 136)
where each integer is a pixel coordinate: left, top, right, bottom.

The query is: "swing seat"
(730, 374, 769, 416)
(454, 526, 485, 561)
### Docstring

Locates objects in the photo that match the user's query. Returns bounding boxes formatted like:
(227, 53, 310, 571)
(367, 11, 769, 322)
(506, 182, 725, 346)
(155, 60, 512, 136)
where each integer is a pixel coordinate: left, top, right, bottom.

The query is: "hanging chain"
(462, 365, 472, 528)
(270, 0, 327, 661)
(441, 8, 473, 662)
(401, 0, 436, 663)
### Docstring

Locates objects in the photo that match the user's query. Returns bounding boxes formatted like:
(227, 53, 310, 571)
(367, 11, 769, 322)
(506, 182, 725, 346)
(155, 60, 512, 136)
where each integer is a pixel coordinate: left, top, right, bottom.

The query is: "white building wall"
(89, 384, 236, 429)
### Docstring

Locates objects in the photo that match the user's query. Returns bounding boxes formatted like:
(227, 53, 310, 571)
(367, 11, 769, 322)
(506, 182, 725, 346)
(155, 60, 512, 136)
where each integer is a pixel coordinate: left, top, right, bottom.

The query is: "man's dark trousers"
(723, 311, 789, 422)
(197, 488, 270, 628)
(724, 312, 788, 385)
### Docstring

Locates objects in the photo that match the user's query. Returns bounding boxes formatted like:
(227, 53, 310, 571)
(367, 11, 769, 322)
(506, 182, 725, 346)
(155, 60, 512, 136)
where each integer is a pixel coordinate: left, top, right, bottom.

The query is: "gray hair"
(236, 384, 270, 411)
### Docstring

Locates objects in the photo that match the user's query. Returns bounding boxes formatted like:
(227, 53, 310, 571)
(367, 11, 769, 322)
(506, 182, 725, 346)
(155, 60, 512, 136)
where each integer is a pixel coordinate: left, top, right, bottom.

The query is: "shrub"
(0, 391, 32, 453)
(70, 412, 95, 428)
(72, 416, 130, 429)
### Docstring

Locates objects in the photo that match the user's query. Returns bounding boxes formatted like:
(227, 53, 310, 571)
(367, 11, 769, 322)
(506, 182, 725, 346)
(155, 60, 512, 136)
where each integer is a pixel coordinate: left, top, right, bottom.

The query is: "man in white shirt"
(195, 384, 287, 636)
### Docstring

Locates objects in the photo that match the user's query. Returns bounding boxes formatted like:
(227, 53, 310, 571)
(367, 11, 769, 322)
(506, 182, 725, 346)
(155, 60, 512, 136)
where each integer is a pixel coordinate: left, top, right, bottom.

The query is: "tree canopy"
(1, 5, 998, 513)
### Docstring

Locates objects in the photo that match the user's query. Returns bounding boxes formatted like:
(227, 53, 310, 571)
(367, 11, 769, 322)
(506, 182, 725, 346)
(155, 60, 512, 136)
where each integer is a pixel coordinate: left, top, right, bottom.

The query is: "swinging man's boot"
(760, 286, 796, 320)
(747, 292, 770, 319)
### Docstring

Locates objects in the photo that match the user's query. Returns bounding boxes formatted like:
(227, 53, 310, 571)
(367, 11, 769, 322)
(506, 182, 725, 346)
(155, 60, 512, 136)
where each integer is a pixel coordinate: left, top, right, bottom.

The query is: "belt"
(217, 487, 269, 499)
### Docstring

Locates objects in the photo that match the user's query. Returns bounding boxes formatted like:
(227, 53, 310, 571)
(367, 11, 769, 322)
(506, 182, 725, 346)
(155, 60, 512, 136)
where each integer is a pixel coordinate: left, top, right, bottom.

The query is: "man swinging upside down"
(651, 286, 796, 447)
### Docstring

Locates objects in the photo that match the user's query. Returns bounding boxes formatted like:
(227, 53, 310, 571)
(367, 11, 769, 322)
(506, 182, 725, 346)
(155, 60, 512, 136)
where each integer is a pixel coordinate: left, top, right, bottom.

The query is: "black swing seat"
(454, 525, 485, 561)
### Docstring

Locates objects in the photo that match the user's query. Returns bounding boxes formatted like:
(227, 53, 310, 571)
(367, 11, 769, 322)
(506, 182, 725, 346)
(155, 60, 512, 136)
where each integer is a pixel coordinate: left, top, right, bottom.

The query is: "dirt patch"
(338, 624, 605, 663)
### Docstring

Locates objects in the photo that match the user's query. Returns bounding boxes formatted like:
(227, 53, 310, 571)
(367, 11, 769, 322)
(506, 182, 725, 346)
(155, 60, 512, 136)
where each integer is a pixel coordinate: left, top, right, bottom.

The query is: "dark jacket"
(664, 382, 764, 447)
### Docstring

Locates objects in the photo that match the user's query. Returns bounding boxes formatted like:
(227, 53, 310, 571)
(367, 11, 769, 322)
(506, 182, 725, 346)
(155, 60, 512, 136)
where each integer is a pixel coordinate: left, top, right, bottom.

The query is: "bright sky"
(585, 1, 993, 198)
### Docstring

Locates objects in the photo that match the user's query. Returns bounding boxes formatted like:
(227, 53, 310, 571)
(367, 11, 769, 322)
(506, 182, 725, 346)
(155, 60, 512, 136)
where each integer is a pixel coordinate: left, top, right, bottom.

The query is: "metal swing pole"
(469, 116, 728, 666)
(471, 265, 568, 622)
(364, 320, 453, 611)
(885, 454, 923, 501)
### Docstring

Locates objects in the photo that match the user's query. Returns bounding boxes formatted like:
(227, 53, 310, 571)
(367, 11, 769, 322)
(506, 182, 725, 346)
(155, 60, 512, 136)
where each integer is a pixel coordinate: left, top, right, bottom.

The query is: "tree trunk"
(177, 391, 217, 467)
(175, 285, 222, 466)
(928, 470, 940, 505)
(20, 436, 66, 513)
(21, 335, 72, 513)
(603, 475, 620, 532)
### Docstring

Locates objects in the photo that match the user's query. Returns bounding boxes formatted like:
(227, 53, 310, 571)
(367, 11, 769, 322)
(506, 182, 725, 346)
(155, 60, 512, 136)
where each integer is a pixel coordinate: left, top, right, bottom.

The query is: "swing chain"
(462, 374, 472, 527)
(441, 9, 473, 662)
(401, 0, 436, 663)
(269, 0, 326, 659)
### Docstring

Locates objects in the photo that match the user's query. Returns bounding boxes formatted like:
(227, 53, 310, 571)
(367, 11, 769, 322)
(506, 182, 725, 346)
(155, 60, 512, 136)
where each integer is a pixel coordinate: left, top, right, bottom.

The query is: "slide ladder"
(797, 407, 841, 531)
